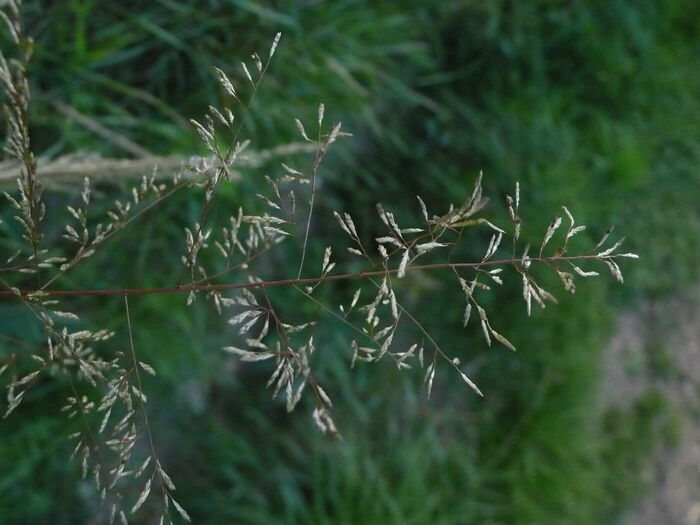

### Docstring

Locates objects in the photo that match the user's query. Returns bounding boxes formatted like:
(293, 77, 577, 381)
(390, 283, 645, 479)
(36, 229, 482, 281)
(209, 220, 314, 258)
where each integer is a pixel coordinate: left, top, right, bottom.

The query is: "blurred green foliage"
(2, 0, 700, 523)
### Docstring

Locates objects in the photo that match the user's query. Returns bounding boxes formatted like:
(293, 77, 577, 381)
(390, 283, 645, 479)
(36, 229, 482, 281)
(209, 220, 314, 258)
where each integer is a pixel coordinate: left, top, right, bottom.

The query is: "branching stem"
(0, 254, 613, 298)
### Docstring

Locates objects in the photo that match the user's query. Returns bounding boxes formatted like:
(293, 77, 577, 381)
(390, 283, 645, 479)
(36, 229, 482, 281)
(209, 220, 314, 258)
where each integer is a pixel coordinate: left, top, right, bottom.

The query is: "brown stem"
(0, 254, 608, 298)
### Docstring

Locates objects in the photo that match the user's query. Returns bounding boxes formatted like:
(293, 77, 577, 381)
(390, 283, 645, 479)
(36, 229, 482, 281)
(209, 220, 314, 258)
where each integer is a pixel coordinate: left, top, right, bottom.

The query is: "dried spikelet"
(483, 232, 502, 260)
(170, 496, 191, 522)
(416, 242, 447, 255)
(241, 61, 254, 85)
(572, 265, 599, 278)
(397, 249, 410, 278)
(424, 362, 436, 399)
(318, 103, 325, 127)
(477, 305, 491, 346)
(463, 303, 472, 326)
(130, 478, 151, 514)
(604, 258, 624, 283)
(138, 362, 156, 376)
(295, 118, 310, 141)
(458, 370, 483, 397)
(597, 237, 626, 257)
(540, 216, 562, 256)
(269, 32, 282, 58)
(595, 226, 615, 250)
(214, 67, 238, 99)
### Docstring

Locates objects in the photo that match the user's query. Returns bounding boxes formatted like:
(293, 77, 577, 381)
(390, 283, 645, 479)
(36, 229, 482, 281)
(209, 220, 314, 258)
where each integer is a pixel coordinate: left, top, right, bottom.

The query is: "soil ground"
(603, 286, 700, 524)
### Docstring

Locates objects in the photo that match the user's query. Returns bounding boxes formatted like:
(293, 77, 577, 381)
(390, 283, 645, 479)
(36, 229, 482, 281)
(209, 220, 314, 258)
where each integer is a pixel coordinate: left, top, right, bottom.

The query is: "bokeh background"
(2, 1, 700, 523)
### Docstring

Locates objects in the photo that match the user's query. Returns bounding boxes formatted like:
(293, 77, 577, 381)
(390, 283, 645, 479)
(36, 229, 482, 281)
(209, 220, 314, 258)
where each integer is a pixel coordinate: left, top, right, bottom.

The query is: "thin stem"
(0, 254, 612, 298)
(296, 166, 317, 279)
(40, 180, 188, 291)
(297, 125, 323, 279)
(293, 285, 370, 341)
(124, 295, 162, 473)
(177, 54, 276, 286)
(0, 275, 109, 381)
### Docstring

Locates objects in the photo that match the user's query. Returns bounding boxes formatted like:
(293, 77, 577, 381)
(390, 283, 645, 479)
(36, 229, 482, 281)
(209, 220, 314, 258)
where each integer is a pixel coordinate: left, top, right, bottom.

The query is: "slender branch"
(177, 52, 277, 285)
(124, 295, 159, 466)
(39, 180, 189, 291)
(296, 120, 324, 279)
(0, 254, 613, 298)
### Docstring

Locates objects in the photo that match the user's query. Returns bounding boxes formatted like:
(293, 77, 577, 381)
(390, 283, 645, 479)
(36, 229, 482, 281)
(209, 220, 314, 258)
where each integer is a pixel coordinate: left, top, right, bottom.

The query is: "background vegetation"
(1, 1, 699, 523)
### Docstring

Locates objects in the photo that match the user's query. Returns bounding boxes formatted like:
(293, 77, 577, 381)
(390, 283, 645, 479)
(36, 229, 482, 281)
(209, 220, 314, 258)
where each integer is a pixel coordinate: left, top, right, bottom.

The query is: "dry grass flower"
(0, 1, 638, 521)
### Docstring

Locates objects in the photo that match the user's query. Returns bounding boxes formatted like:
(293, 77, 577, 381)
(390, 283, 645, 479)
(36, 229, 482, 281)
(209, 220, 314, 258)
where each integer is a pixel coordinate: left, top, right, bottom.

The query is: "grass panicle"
(0, 1, 640, 521)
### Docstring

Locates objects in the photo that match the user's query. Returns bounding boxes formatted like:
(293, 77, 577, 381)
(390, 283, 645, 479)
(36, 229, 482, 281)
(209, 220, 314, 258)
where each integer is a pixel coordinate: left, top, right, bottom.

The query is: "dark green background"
(1, 1, 699, 523)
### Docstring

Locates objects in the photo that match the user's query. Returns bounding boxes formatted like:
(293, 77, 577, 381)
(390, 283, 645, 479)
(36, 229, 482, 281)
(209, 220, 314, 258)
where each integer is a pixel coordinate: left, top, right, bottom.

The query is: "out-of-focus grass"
(16, 0, 432, 157)
(1, 0, 700, 523)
